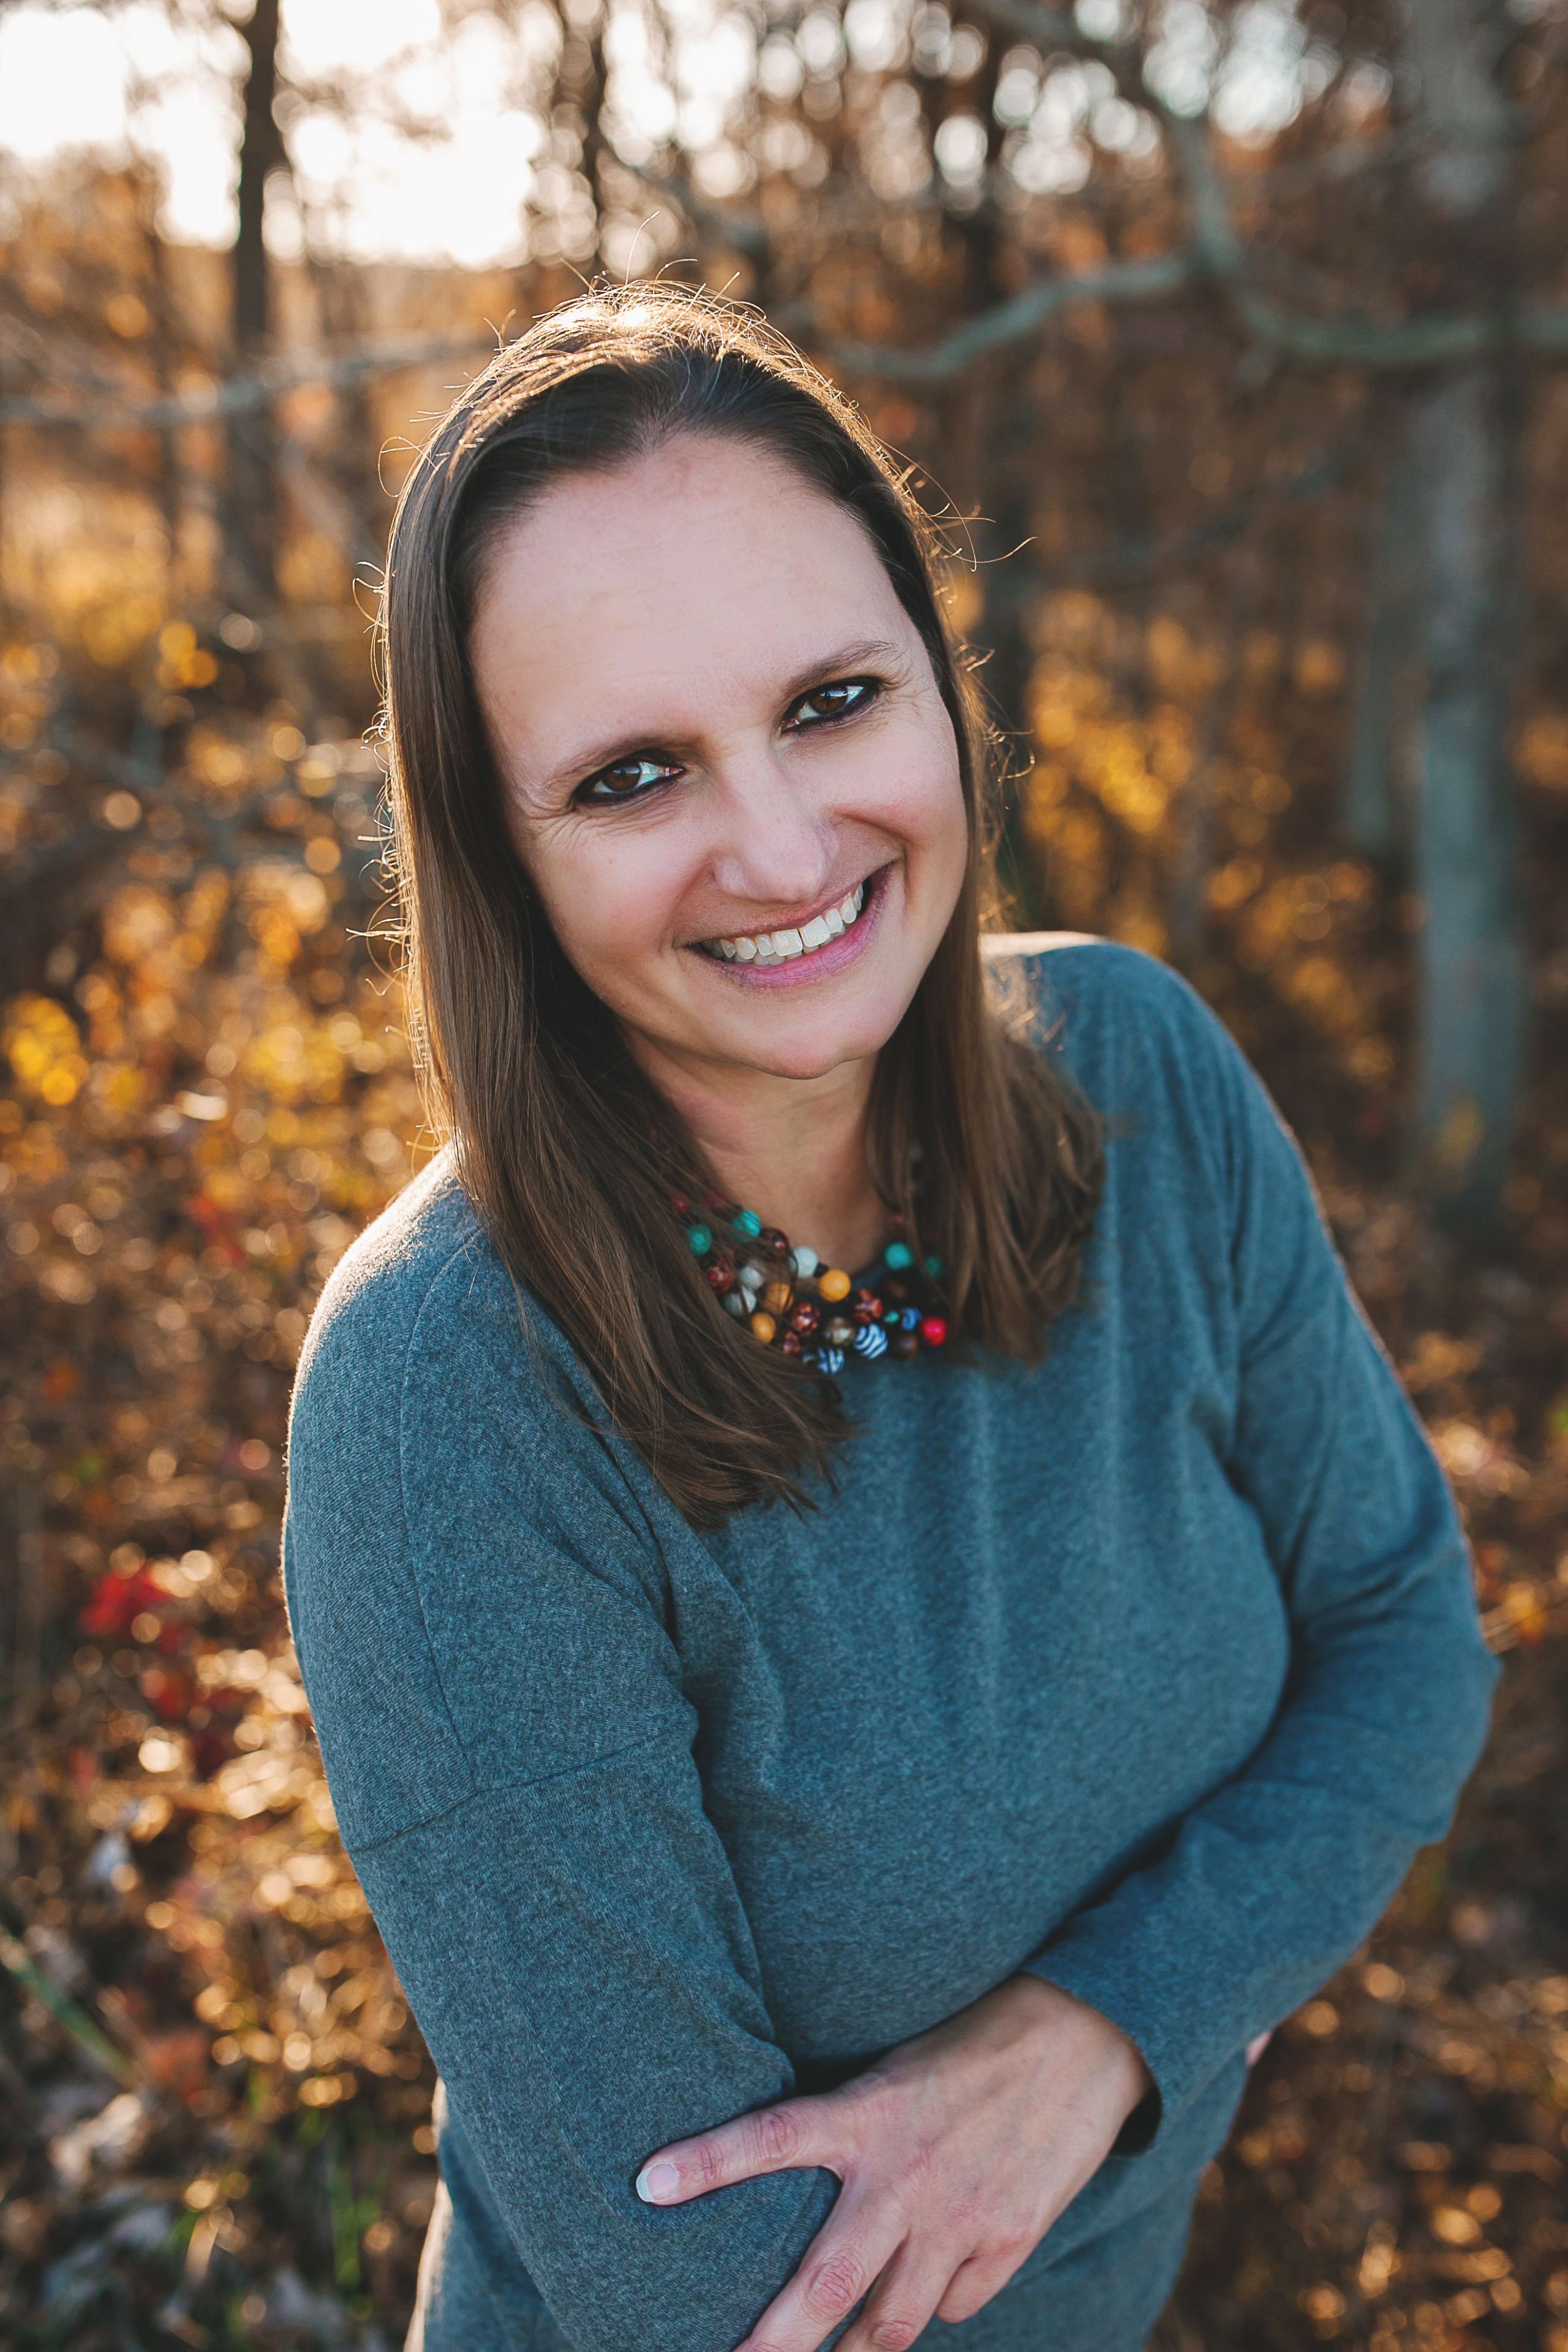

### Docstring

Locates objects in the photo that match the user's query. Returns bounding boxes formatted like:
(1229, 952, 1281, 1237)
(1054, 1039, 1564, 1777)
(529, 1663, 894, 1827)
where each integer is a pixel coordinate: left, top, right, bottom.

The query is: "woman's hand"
(634, 1975, 1153, 2352)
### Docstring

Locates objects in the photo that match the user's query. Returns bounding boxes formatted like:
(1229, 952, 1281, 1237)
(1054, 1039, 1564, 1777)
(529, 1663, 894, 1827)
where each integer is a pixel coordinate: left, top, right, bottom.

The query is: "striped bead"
(853, 1323, 888, 1360)
(816, 1346, 845, 1375)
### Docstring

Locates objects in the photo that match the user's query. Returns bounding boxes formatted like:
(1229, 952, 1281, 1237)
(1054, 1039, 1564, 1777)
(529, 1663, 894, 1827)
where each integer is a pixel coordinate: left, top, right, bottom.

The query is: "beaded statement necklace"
(672, 1190, 949, 1375)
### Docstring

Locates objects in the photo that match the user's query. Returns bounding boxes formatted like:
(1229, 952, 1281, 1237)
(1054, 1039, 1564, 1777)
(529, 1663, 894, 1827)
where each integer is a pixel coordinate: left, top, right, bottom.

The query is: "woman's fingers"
(736, 2198, 906, 2352)
(636, 2095, 835, 2207)
(835, 2235, 964, 2352)
(935, 2244, 1028, 2328)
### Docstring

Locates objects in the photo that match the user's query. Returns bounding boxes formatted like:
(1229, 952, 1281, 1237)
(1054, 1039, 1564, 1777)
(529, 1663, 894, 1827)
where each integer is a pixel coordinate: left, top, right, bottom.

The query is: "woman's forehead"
(469, 439, 913, 763)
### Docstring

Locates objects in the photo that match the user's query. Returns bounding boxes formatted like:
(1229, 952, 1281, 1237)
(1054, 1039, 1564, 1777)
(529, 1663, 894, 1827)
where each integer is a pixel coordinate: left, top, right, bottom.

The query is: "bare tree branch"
(824, 252, 1197, 382)
(0, 333, 494, 428)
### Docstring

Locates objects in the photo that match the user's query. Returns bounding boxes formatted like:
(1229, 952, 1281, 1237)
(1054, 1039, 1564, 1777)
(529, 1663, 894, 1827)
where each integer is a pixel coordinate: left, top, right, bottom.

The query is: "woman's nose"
(707, 752, 838, 911)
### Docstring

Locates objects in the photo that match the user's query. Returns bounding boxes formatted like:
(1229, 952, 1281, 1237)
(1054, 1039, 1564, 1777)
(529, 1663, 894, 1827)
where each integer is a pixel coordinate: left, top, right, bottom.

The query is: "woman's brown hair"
(380, 285, 1101, 1525)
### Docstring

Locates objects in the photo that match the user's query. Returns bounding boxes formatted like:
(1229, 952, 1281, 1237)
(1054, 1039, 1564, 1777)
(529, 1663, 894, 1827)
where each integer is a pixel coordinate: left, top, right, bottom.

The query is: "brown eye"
(788, 677, 878, 729)
(577, 754, 681, 805)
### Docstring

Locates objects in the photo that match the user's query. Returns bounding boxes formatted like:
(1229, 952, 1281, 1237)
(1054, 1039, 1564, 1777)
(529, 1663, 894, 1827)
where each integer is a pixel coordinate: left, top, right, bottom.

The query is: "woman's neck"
(627, 1033, 889, 1274)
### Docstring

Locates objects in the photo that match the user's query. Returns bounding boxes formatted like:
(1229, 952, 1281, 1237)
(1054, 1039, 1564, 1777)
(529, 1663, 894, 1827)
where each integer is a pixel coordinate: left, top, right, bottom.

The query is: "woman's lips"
(687, 864, 891, 989)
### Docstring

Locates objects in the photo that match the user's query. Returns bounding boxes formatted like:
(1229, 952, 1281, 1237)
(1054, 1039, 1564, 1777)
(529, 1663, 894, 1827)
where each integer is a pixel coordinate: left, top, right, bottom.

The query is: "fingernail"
(636, 2161, 680, 2205)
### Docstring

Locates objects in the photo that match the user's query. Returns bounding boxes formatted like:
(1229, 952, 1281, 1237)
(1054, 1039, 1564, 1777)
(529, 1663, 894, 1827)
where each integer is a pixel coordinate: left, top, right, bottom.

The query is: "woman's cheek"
(856, 710, 963, 849)
(544, 833, 693, 1002)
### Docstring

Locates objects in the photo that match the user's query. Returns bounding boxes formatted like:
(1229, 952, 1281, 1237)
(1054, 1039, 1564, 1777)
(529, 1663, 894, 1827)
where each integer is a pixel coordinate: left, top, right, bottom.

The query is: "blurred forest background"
(1, 0, 1566, 2346)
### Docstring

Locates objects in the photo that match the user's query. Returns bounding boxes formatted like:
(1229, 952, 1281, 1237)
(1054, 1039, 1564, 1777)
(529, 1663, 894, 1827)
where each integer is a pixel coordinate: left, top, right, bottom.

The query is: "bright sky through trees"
(0, 0, 1327, 268)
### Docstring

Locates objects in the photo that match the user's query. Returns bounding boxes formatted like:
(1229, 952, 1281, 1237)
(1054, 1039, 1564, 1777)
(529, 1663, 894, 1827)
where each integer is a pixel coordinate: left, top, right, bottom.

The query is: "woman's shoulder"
(293, 1144, 507, 1403)
(984, 932, 1236, 1085)
(288, 1144, 620, 1521)
(984, 932, 1278, 1221)
(287, 1145, 598, 1490)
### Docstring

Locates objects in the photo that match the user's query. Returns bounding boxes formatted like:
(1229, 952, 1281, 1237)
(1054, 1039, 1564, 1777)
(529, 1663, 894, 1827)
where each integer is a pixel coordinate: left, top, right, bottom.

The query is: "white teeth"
(705, 875, 872, 965)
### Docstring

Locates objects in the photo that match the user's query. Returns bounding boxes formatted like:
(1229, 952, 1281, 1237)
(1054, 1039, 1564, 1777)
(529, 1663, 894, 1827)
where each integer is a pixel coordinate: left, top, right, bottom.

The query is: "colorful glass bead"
(679, 1193, 947, 1374)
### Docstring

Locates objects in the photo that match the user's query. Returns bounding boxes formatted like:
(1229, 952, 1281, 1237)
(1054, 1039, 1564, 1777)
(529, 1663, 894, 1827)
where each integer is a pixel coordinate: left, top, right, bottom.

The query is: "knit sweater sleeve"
(282, 1205, 839, 2352)
(1021, 958, 1501, 2154)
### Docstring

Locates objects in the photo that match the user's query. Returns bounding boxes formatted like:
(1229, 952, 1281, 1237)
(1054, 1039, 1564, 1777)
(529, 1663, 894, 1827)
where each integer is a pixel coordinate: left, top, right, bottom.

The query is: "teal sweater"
(283, 941, 1499, 2352)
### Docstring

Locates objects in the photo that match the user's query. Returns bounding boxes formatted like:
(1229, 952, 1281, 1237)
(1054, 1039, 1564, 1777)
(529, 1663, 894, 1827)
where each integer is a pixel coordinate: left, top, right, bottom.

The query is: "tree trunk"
(1343, 421, 1420, 860)
(1406, 363, 1524, 1225)
(1396, 0, 1524, 1230)
(226, 0, 283, 611)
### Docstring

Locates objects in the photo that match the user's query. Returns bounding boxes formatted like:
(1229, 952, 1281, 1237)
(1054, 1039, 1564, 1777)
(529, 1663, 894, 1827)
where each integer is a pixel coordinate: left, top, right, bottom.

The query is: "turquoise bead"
(686, 1223, 712, 1255)
(924, 1253, 943, 1278)
(733, 1209, 763, 1238)
(884, 1240, 913, 1270)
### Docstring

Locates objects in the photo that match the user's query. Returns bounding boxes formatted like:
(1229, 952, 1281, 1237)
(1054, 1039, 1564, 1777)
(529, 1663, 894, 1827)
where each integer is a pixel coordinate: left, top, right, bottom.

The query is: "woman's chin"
(707, 970, 916, 1080)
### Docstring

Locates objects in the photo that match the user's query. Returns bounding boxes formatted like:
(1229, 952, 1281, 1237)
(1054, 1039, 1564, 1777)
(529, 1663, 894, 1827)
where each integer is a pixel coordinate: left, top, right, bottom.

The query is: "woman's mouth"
(701, 877, 868, 967)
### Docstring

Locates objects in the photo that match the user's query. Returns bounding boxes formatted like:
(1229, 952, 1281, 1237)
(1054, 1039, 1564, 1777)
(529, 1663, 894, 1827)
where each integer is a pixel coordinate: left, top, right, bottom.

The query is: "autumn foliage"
(4, 17, 1568, 2343)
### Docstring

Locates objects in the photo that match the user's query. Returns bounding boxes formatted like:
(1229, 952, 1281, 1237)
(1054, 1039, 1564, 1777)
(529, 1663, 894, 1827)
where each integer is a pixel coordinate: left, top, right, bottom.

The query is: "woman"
(283, 289, 1499, 2352)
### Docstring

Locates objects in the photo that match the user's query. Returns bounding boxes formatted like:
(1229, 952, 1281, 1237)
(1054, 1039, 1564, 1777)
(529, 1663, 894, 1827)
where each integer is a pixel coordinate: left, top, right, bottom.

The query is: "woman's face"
(469, 432, 969, 1091)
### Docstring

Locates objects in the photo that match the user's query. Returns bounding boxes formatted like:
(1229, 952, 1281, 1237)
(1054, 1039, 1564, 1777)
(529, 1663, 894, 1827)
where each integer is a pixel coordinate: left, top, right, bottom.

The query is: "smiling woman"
(282, 288, 1499, 2352)
(382, 293, 1101, 1518)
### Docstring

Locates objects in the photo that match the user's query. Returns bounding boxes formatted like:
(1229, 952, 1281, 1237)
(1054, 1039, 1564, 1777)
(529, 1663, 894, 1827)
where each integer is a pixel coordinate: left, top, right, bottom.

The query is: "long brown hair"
(380, 285, 1101, 1525)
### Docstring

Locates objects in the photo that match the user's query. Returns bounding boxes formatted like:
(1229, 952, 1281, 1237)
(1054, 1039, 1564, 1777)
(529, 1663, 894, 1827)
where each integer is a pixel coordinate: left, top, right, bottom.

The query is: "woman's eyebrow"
(775, 636, 907, 702)
(528, 637, 909, 802)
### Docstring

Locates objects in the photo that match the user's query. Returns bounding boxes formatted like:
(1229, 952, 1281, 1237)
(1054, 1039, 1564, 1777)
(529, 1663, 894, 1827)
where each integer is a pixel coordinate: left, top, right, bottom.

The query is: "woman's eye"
(576, 754, 681, 805)
(788, 677, 879, 729)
